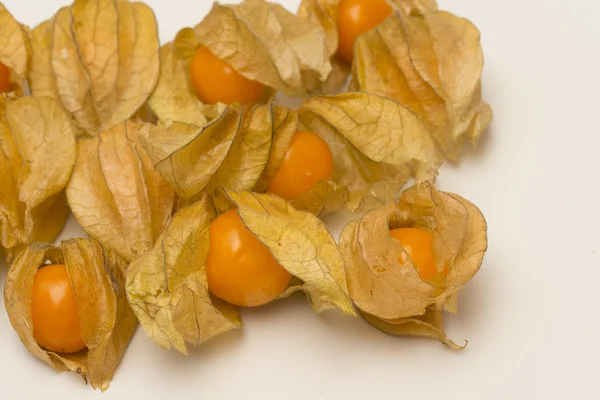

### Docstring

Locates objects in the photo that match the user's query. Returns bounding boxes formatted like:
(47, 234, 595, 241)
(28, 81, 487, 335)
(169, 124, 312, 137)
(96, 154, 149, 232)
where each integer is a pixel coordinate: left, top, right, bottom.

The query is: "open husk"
(222, 190, 355, 315)
(28, 0, 160, 134)
(140, 92, 437, 216)
(0, 3, 31, 93)
(0, 96, 76, 264)
(66, 121, 174, 263)
(126, 191, 355, 353)
(339, 181, 487, 347)
(296, 0, 437, 94)
(126, 195, 240, 354)
(299, 91, 439, 212)
(4, 238, 137, 391)
(296, 0, 491, 158)
(149, 0, 332, 123)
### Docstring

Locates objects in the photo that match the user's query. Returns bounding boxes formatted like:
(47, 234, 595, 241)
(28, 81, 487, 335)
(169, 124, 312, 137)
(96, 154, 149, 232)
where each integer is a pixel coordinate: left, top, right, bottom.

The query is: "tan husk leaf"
(353, 9, 492, 160)
(223, 190, 355, 315)
(295, 0, 438, 95)
(28, 0, 160, 134)
(0, 3, 31, 92)
(29, 14, 62, 101)
(139, 105, 265, 200)
(66, 121, 174, 263)
(361, 307, 465, 350)
(299, 92, 437, 213)
(3, 239, 137, 391)
(296, 0, 348, 94)
(339, 181, 487, 346)
(143, 91, 434, 216)
(302, 92, 438, 180)
(387, 0, 439, 13)
(0, 96, 76, 263)
(147, 42, 209, 126)
(205, 104, 273, 193)
(126, 195, 241, 354)
(193, 0, 332, 97)
(252, 106, 298, 192)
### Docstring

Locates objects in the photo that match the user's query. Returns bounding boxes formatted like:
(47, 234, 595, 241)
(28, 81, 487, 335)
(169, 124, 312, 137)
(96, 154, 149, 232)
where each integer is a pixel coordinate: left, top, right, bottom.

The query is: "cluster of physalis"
(0, 0, 491, 391)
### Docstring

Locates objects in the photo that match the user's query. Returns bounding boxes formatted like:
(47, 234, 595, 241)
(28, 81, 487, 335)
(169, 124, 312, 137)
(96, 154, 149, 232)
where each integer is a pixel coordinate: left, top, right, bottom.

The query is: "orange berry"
(31, 264, 86, 354)
(267, 130, 334, 201)
(390, 228, 447, 282)
(0, 61, 12, 93)
(206, 210, 292, 307)
(190, 46, 265, 105)
(337, 0, 393, 63)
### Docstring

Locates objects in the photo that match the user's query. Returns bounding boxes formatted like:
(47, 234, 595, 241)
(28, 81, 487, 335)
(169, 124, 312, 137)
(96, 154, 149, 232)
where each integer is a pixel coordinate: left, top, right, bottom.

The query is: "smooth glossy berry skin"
(190, 46, 265, 106)
(206, 210, 292, 307)
(0, 61, 12, 93)
(336, 0, 393, 63)
(267, 130, 334, 201)
(390, 228, 446, 282)
(31, 264, 86, 354)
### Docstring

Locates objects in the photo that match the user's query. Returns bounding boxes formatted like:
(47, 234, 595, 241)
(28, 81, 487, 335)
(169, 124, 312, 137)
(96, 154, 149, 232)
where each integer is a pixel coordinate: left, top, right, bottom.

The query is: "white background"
(1, 0, 599, 398)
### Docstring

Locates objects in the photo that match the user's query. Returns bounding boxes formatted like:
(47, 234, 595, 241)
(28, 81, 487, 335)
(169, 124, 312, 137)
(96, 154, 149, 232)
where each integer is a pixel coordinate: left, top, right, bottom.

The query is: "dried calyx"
(29, 0, 160, 135)
(339, 181, 487, 348)
(4, 239, 136, 391)
(0, 96, 76, 265)
(140, 92, 438, 217)
(126, 191, 355, 354)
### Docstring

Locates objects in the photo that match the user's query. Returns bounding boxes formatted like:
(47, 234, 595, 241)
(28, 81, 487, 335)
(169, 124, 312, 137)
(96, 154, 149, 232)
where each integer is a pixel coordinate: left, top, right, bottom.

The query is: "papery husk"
(302, 92, 438, 180)
(149, 0, 332, 121)
(361, 308, 465, 350)
(339, 181, 487, 347)
(66, 120, 174, 263)
(222, 190, 355, 315)
(142, 92, 436, 216)
(28, 0, 160, 134)
(195, 0, 332, 97)
(296, 0, 437, 95)
(139, 105, 267, 200)
(147, 42, 211, 126)
(0, 3, 31, 92)
(4, 238, 137, 391)
(387, 0, 438, 13)
(298, 92, 438, 213)
(296, 0, 348, 94)
(126, 195, 241, 354)
(141, 105, 333, 211)
(0, 96, 76, 263)
(353, 9, 492, 160)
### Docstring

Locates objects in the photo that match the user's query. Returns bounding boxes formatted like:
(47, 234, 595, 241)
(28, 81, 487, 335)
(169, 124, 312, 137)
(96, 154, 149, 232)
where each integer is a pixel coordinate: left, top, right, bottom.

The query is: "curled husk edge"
(339, 181, 487, 348)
